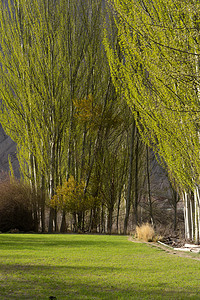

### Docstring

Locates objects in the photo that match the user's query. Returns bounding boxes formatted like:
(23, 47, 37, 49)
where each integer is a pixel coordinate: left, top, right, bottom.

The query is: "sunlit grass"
(0, 234, 199, 299)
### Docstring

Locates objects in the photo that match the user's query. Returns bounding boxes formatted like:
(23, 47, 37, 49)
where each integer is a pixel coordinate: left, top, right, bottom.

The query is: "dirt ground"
(129, 237, 200, 261)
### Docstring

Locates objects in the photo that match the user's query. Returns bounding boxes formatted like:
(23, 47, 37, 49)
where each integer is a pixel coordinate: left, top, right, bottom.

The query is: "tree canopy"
(104, 0, 200, 241)
(0, 0, 185, 236)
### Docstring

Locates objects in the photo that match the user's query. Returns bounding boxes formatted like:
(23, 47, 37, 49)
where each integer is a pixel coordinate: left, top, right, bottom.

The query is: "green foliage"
(0, 0, 113, 233)
(0, 0, 177, 234)
(105, 0, 200, 190)
(0, 0, 107, 195)
(104, 0, 200, 240)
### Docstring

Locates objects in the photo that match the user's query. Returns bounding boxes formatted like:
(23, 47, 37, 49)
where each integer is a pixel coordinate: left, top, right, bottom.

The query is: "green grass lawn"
(0, 234, 199, 299)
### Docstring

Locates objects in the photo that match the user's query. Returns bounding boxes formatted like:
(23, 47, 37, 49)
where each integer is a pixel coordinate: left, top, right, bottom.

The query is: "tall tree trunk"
(73, 212, 77, 232)
(107, 208, 113, 234)
(48, 142, 55, 233)
(77, 212, 82, 232)
(116, 188, 122, 233)
(194, 187, 200, 244)
(89, 209, 93, 232)
(173, 189, 179, 232)
(183, 192, 193, 241)
(124, 119, 135, 234)
(40, 175, 46, 232)
(30, 153, 38, 232)
(174, 194, 177, 231)
(117, 158, 126, 233)
(82, 212, 85, 232)
(66, 104, 74, 181)
(80, 125, 87, 179)
(101, 203, 105, 233)
(146, 146, 154, 226)
(134, 126, 139, 225)
(48, 208, 54, 233)
(60, 210, 67, 233)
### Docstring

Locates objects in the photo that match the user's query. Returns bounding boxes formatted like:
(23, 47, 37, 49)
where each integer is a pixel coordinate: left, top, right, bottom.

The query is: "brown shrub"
(136, 223, 155, 242)
(0, 179, 34, 232)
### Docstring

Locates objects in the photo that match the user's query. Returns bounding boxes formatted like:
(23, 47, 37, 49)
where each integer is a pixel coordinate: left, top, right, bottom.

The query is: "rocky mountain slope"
(0, 124, 19, 178)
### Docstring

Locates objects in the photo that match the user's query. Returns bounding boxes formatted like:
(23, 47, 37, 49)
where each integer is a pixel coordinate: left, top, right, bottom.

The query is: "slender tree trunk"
(134, 126, 139, 225)
(190, 192, 194, 241)
(82, 212, 85, 232)
(66, 104, 74, 181)
(78, 212, 82, 232)
(194, 187, 200, 244)
(116, 188, 122, 233)
(174, 195, 177, 231)
(80, 125, 87, 179)
(54, 208, 58, 232)
(101, 203, 105, 233)
(40, 175, 46, 232)
(146, 146, 154, 226)
(117, 158, 126, 233)
(30, 153, 38, 232)
(172, 188, 179, 232)
(107, 208, 113, 234)
(60, 210, 67, 233)
(90, 208, 98, 233)
(183, 192, 190, 240)
(73, 212, 77, 232)
(124, 119, 135, 234)
(48, 208, 54, 233)
(48, 142, 55, 233)
(183, 191, 193, 241)
(89, 209, 93, 232)
(197, 188, 200, 243)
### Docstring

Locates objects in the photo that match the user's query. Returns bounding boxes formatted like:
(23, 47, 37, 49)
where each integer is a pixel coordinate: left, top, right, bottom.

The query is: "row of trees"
(104, 0, 200, 242)
(0, 0, 183, 235)
(0, 0, 160, 234)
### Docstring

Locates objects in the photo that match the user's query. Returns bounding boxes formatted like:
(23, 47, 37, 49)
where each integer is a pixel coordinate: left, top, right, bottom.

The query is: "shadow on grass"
(0, 263, 199, 300)
(0, 235, 199, 299)
(0, 234, 129, 251)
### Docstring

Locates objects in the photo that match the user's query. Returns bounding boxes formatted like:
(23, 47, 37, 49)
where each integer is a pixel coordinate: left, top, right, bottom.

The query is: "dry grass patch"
(136, 223, 155, 242)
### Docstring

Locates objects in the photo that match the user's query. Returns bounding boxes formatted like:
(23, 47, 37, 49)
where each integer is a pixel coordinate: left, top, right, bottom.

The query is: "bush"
(0, 179, 34, 232)
(136, 223, 155, 242)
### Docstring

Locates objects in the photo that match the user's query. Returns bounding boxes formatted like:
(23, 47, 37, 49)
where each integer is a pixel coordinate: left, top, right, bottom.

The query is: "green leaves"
(105, 0, 200, 190)
(0, 0, 107, 195)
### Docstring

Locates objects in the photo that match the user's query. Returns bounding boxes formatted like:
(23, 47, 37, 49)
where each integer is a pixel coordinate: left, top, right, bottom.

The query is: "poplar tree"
(0, 0, 107, 232)
(104, 0, 200, 241)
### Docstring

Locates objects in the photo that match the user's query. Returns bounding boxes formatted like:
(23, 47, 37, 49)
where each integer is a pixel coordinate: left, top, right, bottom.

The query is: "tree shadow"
(0, 263, 199, 299)
(0, 234, 127, 251)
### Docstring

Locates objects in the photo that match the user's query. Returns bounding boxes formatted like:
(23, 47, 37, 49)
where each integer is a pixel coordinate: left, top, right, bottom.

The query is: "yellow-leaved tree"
(50, 176, 99, 231)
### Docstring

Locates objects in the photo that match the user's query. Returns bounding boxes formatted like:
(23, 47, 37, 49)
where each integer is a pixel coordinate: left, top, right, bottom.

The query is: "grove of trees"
(104, 0, 200, 242)
(0, 0, 197, 241)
